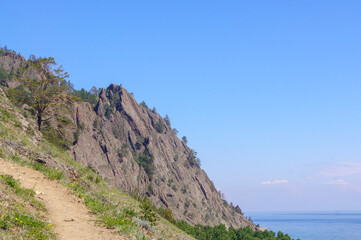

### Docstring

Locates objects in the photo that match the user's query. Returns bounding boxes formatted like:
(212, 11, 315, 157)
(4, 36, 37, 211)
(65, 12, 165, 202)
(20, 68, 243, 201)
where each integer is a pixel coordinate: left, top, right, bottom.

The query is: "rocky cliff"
(0, 51, 24, 88)
(0, 50, 255, 229)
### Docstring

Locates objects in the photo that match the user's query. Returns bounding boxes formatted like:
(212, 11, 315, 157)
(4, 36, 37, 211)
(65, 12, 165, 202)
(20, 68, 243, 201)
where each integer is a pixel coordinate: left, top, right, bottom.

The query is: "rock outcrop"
(0, 51, 24, 88)
(70, 84, 253, 228)
(0, 51, 255, 229)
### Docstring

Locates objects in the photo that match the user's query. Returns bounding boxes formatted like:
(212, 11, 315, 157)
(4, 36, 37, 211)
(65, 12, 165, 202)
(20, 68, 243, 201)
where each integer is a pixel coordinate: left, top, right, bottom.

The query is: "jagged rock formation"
(0, 51, 255, 229)
(0, 51, 24, 88)
(71, 85, 254, 228)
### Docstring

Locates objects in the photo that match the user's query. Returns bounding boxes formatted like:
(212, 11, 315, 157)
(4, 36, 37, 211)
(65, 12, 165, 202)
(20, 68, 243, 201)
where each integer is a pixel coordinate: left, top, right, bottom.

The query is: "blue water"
(248, 211, 361, 240)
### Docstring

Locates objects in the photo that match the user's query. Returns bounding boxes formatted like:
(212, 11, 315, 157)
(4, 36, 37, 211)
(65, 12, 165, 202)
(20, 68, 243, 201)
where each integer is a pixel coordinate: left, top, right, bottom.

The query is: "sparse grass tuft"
(0, 175, 55, 239)
(7, 154, 64, 181)
(32, 163, 64, 181)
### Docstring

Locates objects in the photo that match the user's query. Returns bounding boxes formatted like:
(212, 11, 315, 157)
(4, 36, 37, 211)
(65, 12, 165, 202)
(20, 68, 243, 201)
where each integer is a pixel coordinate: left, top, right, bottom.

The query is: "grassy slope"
(0, 91, 194, 240)
(0, 88, 298, 240)
(0, 174, 56, 240)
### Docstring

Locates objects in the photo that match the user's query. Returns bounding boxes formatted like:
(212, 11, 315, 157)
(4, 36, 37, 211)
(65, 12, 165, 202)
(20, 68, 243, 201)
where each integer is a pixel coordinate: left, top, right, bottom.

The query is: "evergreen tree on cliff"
(16, 57, 69, 130)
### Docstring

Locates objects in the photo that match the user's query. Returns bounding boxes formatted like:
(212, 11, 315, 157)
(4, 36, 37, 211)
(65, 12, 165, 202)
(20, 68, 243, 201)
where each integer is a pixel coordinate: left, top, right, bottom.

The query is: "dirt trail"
(0, 159, 126, 240)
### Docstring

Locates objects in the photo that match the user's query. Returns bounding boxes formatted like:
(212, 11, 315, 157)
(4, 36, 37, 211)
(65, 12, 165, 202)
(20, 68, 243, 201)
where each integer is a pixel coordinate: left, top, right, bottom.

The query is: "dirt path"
(0, 159, 126, 240)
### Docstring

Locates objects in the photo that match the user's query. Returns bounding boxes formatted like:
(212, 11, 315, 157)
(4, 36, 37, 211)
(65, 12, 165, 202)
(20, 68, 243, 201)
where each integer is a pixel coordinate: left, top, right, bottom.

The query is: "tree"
(164, 114, 171, 127)
(71, 87, 98, 106)
(140, 101, 149, 109)
(28, 54, 36, 61)
(219, 190, 225, 200)
(182, 136, 188, 145)
(16, 57, 69, 130)
(196, 158, 201, 167)
(90, 86, 98, 96)
(188, 149, 201, 168)
(139, 197, 157, 225)
(155, 119, 166, 133)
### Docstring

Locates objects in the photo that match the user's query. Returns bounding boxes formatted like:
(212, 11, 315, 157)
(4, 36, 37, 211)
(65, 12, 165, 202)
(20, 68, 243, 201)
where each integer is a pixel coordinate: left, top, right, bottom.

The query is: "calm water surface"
(248, 211, 361, 240)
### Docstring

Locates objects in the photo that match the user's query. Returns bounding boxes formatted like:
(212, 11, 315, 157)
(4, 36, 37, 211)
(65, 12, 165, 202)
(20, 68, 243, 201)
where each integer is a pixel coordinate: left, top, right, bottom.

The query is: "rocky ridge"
(0, 51, 255, 229)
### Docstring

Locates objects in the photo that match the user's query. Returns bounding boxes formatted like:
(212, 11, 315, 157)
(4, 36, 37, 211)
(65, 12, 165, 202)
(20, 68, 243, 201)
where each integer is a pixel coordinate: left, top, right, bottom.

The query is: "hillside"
(0, 160, 124, 239)
(0, 49, 253, 229)
(0, 81, 195, 239)
(0, 48, 301, 240)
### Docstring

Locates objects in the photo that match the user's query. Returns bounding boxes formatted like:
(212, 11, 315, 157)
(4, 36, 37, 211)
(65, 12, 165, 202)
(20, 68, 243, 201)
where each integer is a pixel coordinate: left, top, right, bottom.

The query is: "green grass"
(0, 108, 11, 121)
(0, 213, 53, 240)
(8, 154, 65, 181)
(0, 175, 55, 240)
(1, 144, 193, 239)
(0, 108, 22, 127)
(0, 174, 46, 212)
(0, 94, 195, 240)
(32, 162, 64, 180)
(1, 174, 18, 187)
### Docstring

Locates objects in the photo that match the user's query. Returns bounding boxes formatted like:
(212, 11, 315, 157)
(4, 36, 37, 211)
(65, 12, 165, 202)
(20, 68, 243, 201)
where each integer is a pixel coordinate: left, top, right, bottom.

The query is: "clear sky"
(1, 0, 361, 212)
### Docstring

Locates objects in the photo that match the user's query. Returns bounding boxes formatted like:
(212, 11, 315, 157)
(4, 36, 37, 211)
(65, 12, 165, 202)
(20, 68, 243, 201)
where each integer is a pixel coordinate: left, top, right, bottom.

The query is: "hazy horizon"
(2, 0, 361, 212)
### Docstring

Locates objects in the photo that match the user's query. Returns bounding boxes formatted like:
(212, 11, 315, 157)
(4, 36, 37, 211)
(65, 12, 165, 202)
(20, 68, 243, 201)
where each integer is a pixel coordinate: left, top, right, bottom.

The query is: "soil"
(0, 159, 126, 240)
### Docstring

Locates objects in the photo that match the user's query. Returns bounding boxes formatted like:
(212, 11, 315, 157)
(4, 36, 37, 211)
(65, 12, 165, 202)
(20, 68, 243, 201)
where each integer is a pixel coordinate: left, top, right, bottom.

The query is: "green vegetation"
(130, 190, 176, 226)
(0, 45, 17, 56)
(105, 105, 112, 116)
(0, 119, 188, 239)
(8, 154, 65, 182)
(5, 85, 32, 107)
(0, 67, 14, 86)
(0, 47, 5, 56)
(32, 163, 65, 181)
(103, 87, 122, 117)
(0, 50, 299, 240)
(113, 127, 121, 139)
(188, 149, 201, 168)
(73, 128, 81, 144)
(156, 207, 175, 224)
(164, 114, 171, 127)
(182, 136, 188, 144)
(93, 117, 99, 129)
(0, 109, 13, 122)
(155, 119, 166, 133)
(70, 87, 98, 107)
(174, 152, 179, 162)
(13, 57, 69, 130)
(0, 175, 55, 240)
(41, 126, 72, 150)
(0, 107, 22, 128)
(117, 143, 129, 158)
(139, 197, 158, 225)
(134, 150, 155, 180)
(140, 101, 149, 109)
(176, 221, 300, 240)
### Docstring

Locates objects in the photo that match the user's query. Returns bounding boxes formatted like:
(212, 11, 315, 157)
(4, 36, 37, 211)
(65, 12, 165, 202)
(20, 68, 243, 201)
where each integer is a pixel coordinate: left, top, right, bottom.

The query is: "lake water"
(248, 211, 361, 240)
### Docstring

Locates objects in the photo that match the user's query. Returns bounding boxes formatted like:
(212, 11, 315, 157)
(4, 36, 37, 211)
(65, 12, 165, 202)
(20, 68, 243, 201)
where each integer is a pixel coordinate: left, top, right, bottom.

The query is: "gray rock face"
(0, 51, 24, 72)
(71, 84, 254, 228)
(0, 52, 255, 229)
(0, 51, 24, 88)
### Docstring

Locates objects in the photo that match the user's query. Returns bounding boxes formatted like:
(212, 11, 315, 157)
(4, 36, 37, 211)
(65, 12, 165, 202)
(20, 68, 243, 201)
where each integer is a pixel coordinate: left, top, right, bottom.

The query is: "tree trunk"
(37, 114, 42, 131)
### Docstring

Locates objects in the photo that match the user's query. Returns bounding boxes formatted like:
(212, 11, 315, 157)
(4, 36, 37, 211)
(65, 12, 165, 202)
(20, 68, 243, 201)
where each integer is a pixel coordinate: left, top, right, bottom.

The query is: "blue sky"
(1, 0, 361, 211)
